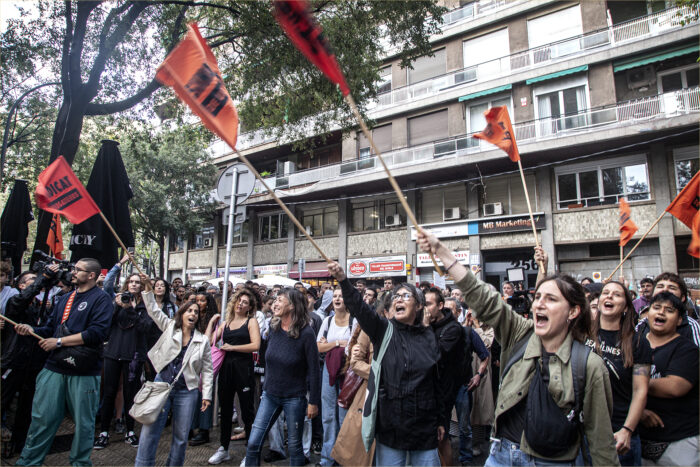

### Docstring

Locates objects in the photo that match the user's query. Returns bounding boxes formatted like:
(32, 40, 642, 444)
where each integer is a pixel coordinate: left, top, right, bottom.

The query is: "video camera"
(31, 250, 74, 284)
(506, 290, 532, 317)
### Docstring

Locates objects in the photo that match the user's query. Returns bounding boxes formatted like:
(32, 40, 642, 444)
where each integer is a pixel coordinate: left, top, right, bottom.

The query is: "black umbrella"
(0, 179, 34, 276)
(70, 140, 134, 269)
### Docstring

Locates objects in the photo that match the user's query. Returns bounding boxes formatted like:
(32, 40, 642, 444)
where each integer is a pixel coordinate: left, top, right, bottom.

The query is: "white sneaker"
(208, 446, 231, 465)
(233, 426, 244, 434)
(240, 458, 246, 467)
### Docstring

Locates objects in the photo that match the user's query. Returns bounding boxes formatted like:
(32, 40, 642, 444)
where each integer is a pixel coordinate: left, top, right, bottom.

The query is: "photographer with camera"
(13, 258, 112, 466)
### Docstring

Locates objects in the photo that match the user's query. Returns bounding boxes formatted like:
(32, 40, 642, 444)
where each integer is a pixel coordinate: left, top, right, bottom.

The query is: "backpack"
(320, 315, 355, 364)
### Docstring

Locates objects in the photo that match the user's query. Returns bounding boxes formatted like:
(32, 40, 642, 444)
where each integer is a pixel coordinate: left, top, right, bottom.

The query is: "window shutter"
(408, 48, 446, 84)
(408, 110, 448, 146)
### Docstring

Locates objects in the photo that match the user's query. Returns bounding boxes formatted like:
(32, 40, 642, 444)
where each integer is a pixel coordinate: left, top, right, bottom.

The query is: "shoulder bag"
(337, 367, 363, 409)
(130, 350, 188, 425)
(361, 321, 393, 451)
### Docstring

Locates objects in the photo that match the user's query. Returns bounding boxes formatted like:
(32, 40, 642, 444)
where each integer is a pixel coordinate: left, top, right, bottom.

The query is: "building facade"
(166, 0, 699, 292)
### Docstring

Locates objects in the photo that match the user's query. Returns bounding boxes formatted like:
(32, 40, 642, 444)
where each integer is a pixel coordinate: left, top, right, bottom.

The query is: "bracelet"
(478, 372, 484, 378)
(445, 258, 459, 272)
(621, 425, 633, 433)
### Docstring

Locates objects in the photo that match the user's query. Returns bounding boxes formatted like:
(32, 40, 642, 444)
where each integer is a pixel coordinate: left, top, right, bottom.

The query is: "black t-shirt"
(638, 335, 699, 443)
(587, 329, 652, 431)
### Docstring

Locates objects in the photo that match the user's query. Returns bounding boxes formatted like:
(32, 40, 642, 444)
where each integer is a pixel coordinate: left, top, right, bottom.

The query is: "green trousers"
(16, 368, 100, 466)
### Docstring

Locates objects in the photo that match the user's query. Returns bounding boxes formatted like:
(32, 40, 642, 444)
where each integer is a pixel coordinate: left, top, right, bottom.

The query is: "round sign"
(216, 162, 256, 204)
(592, 271, 602, 281)
(349, 261, 367, 276)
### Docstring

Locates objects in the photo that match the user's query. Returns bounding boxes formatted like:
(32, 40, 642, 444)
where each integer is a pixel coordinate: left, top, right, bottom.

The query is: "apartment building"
(166, 0, 699, 292)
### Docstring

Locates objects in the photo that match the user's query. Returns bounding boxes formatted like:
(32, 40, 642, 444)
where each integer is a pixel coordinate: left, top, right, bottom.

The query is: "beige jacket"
(142, 291, 214, 401)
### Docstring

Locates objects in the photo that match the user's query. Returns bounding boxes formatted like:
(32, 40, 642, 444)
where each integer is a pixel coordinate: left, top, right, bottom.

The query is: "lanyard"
(61, 291, 78, 324)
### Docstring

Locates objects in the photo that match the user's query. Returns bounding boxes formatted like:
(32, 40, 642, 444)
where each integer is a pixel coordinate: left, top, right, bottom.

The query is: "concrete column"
(467, 181, 481, 269)
(287, 206, 296, 273)
(247, 209, 256, 280)
(536, 166, 557, 274)
(650, 143, 678, 273)
(405, 185, 417, 283)
(338, 198, 348, 267)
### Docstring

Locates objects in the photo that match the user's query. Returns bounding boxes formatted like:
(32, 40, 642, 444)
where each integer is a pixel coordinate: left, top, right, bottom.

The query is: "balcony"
(441, 0, 514, 27)
(249, 87, 699, 196)
(371, 5, 698, 111)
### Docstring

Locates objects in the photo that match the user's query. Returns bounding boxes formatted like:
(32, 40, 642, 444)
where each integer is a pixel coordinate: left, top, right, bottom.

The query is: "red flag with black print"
(473, 106, 520, 162)
(35, 156, 100, 225)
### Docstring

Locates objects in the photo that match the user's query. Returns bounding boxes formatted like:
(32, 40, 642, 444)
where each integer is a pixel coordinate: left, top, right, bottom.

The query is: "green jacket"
(455, 273, 619, 466)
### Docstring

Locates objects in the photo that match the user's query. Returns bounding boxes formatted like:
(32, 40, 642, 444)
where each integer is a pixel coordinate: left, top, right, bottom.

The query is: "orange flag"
(47, 213, 64, 259)
(619, 198, 638, 247)
(473, 106, 520, 162)
(666, 171, 699, 228)
(688, 211, 700, 258)
(156, 23, 239, 150)
(35, 156, 100, 225)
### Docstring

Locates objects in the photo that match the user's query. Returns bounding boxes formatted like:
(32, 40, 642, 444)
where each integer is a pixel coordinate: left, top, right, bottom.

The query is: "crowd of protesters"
(0, 239, 697, 467)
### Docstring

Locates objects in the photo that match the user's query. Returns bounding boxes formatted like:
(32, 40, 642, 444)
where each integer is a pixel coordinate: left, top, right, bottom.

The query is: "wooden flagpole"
(606, 211, 666, 281)
(516, 159, 545, 272)
(344, 93, 444, 275)
(233, 149, 332, 263)
(0, 314, 43, 339)
(619, 244, 623, 282)
(97, 211, 145, 276)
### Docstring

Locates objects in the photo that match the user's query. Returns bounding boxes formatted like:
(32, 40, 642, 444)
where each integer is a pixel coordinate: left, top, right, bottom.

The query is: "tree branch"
(61, 1, 73, 97)
(68, 1, 100, 94)
(84, 78, 162, 115)
(154, 0, 240, 16)
(99, 1, 132, 52)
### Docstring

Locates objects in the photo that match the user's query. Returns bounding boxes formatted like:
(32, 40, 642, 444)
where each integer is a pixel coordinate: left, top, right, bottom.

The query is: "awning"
(613, 44, 700, 72)
(525, 65, 589, 85)
(289, 261, 332, 278)
(458, 84, 512, 102)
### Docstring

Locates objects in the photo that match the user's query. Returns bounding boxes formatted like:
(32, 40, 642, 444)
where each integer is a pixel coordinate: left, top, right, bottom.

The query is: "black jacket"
(340, 279, 444, 451)
(103, 300, 152, 362)
(431, 310, 465, 397)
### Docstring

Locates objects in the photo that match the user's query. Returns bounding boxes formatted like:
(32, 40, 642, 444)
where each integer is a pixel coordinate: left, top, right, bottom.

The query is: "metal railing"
(442, 0, 512, 26)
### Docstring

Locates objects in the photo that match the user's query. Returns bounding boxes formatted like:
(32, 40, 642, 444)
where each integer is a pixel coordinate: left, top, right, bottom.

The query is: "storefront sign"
(290, 261, 331, 278)
(468, 213, 546, 235)
(217, 267, 247, 276)
(254, 264, 288, 275)
(416, 250, 469, 267)
(187, 267, 212, 280)
(346, 255, 407, 279)
(410, 222, 468, 241)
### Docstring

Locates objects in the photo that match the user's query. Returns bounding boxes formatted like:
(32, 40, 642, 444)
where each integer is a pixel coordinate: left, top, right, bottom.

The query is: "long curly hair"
(226, 288, 258, 322)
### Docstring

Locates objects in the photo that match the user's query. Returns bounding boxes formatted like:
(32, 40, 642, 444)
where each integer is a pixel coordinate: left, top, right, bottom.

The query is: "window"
(421, 184, 467, 223)
(467, 96, 512, 133)
(481, 175, 537, 215)
(190, 223, 215, 249)
(408, 48, 446, 85)
(408, 110, 448, 146)
(300, 206, 339, 237)
(258, 213, 288, 241)
(169, 233, 185, 252)
(658, 65, 700, 93)
(555, 156, 650, 209)
(377, 66, 392, 95)
(534, 75, 589, 136)
(674, 146, 699, 193)
(358, 124, 392, 159)
(463, 28, 510, 80)
(219, 222, 248, 245)
(527, 6, 582, 57)
(351, 198, 407, 232)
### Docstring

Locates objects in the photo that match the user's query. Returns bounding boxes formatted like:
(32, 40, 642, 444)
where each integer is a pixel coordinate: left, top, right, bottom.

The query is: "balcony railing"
(372, 5, 697, 111)
(248, 87, 699, 195)
(441, 0, 512, 26)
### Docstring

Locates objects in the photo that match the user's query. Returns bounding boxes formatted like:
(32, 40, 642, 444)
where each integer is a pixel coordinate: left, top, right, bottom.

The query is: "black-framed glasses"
(72, 266, 88, 273)
(392, 292, 413, 302)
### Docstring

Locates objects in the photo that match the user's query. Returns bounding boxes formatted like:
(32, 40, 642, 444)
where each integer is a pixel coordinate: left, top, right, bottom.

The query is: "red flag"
(666, 171, 700, 228)
(47, 213, 64, 259)
(688, 211, 700, 258)
(472, 106, 520, 162)
(619, 198, 638, 247)
(35, 156, 100, 224)
(156, 23, 239, 149)
(273, 0, 350, 96)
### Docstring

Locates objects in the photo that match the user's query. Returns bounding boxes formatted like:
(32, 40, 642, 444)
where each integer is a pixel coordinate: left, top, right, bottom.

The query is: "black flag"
(1, 179, 34, 275)
(70, 140, 134, 268)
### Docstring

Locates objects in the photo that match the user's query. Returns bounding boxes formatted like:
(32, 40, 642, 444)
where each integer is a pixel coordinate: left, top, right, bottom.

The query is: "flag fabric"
(666, 171, 700, 228)
(472, 106, 520, 162)
(273, 0, 350, 96)
(35, 156, 100, 224)
(0, 179, 34, 274)
(688, 210, 700, 258)
(156, 23, 239, 150)
(47, 213, 64, 259)
(618, 198, 638, 247)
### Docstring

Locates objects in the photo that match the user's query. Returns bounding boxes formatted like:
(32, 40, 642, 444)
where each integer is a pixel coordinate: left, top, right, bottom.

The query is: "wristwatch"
(56, 338, 62, 348)
(335, 341, 340, 347)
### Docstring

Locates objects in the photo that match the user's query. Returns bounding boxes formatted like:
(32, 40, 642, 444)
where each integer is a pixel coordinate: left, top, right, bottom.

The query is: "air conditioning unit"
(483, 202, 503, 216)
(626, 66, 655, 90)
(385, 214, 402, 227)
(282, 161, 296, 175)
(444, 207, 461, 221)
(203, 238, 213, 248)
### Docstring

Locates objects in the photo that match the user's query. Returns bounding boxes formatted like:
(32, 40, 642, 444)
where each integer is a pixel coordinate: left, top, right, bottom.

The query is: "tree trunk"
(158, 235, 165, 279)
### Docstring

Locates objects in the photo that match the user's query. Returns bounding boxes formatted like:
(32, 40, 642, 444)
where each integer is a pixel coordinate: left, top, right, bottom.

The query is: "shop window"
(421, 184, 467, 223)
(408, 48, 446, 85)
(219, 221, 248, 245)
(351, 198, 407, 232)
(555, 155, 650, 209)
(481, 175, 537, 216)
(190, 223, 215, 249)
(258, 213, 288, 242)
(300, 206, 339, 237)
(674, 146, 699, 193)
(169, 233, 185, 252)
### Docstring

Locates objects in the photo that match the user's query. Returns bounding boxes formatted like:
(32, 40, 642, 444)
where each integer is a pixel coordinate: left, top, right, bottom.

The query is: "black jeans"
(0, 366, 42, 451)
(100, 357, 143, 433)
(218, 356, 255, 449)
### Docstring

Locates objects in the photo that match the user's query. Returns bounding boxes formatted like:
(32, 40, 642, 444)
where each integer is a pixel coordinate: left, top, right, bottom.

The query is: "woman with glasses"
(326, 263, 444, 466)
(244, 288, 320, 466)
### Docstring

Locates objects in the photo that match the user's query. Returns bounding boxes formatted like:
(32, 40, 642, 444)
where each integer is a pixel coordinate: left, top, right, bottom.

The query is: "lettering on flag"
(618, 198, 638, 247)
(47, 213, 64, 259)
(666, 171, 700, 228)
(472, 106, 520, 162)
(35, 156, 100, 225)
(156, 23, 239, 150)
(273, 0, 350, 96)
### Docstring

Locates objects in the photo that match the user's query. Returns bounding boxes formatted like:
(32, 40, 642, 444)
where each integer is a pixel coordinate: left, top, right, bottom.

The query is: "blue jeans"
(135, 379, 199, 467)
(269, 398, 313, 457)
(485, 438, 573, 466)
(375, 441, 440, 466)
(320, 366, 347, 466)
(245, 391, 307, 466)
(455, 385, 473, 463)
(618, 434, 641, 466)
(190, 389, 212, 431)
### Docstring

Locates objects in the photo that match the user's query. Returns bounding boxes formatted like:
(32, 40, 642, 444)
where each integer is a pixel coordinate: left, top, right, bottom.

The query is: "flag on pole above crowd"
(47, 213, 64, 259)
(688, 211, 699, 258)
(156, 23, 239, 150)
(35, 156, 100, 225)
(473, 106, 520, 162)
(618, 198, 638, 247)
(666, 171, 699, 228)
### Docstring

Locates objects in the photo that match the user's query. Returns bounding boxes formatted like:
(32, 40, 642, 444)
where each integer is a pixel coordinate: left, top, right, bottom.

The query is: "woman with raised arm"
(134, 276, 213, 467)
(326, 262, 444, 467)
(416, 231, 619, 466)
